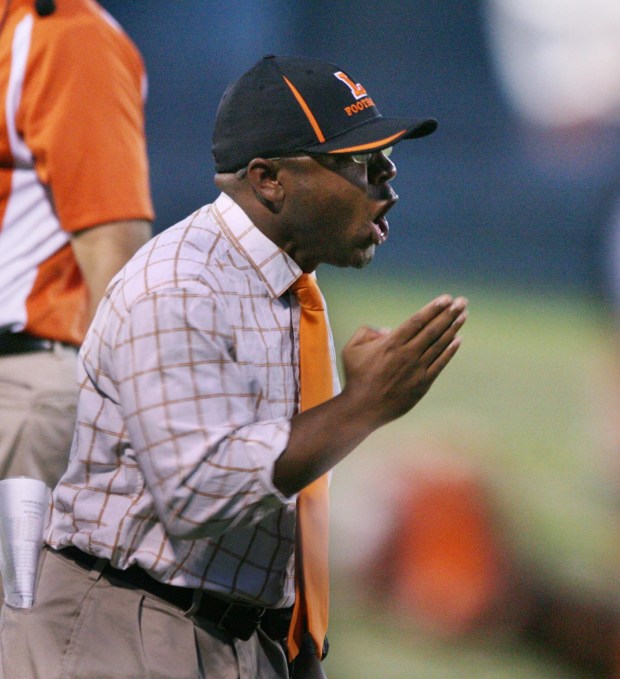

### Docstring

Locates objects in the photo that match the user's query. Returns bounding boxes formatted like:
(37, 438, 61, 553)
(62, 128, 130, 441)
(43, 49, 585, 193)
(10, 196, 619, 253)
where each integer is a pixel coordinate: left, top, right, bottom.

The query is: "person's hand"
(274, 294, 467, 496)
(290, 652, 328, 679)
(341, 294, 468, 428)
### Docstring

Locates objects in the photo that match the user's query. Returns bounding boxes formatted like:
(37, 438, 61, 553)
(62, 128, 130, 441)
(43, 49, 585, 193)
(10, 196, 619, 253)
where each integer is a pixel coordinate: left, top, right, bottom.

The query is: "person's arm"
(22, 14, 154, 311)
(114, 289, 465, 539)
(273, 294, 467, 496)
(71, 219, 152, 322)
(114, 288, 295, 540)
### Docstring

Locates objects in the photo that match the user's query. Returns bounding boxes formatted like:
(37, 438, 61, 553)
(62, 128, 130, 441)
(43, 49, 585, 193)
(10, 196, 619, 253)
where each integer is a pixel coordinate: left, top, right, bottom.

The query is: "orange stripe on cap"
(282, 76, 325, 143)
(328, 130, 406, 154)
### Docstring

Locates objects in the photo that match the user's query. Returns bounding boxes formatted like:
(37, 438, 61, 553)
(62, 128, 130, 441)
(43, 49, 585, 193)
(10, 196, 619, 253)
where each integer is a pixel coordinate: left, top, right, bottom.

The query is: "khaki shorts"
(0, 345, 79, 487)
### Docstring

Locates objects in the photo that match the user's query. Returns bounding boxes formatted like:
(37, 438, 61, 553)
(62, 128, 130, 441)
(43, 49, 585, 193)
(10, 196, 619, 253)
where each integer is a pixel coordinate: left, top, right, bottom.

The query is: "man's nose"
(368, 152, 397, 184)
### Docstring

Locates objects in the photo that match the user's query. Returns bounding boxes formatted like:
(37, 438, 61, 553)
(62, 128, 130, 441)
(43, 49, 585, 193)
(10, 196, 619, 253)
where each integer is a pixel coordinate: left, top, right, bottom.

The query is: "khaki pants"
(0, 549, 290, 679)
(0, 345, 78, 487)
(0, 345, 79, 607)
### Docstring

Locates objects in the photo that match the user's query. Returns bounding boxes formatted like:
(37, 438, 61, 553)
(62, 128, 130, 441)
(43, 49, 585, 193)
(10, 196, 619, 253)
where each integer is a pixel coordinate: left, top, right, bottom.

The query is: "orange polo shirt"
(0, 0, 154, 345)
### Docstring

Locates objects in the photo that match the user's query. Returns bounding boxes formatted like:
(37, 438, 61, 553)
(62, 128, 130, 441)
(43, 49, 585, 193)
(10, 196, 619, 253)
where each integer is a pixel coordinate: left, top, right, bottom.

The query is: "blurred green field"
(316, 269, 620, 679)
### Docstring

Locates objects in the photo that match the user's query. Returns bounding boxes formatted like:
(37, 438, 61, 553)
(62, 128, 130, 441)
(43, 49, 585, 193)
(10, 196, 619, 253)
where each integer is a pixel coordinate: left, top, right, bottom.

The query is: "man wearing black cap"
(0, 55, 467, 679)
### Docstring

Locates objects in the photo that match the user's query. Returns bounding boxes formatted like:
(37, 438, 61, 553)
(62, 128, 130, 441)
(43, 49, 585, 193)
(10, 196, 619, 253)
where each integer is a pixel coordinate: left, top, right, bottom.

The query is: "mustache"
(368, 184, 398, 204)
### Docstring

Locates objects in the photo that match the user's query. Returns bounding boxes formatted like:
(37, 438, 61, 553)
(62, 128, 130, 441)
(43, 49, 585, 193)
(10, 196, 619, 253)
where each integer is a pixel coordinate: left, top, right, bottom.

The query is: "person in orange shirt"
(0, 0, 153, 488)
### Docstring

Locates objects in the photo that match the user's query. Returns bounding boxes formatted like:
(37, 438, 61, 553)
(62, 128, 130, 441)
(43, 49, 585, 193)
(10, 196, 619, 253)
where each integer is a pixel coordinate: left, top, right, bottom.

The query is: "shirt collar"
(211, 193, 301, 299)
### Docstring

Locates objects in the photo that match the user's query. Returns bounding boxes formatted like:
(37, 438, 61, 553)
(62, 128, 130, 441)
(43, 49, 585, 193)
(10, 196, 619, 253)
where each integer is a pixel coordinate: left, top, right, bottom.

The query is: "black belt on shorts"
(0, 332, 76, 356)
(56, 546, 292, 642)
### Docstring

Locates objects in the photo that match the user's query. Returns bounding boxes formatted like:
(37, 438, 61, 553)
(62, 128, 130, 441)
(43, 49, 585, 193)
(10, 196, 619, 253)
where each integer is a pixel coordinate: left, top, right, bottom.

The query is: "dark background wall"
(99, 0, 620, 297)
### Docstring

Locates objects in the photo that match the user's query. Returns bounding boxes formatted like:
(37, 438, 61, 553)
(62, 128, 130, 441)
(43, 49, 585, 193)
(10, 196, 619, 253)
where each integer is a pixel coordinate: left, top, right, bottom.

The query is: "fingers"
(392, 295, 467, 357)
(420, 307, 467, 368)
(392, 294, 454, 344)
(342, 293, 467, 426)
(417, 296, 467, 357)
(425, 334, 463, 382)
(349, 294, 467, 385)
(348, 324, 391, 347)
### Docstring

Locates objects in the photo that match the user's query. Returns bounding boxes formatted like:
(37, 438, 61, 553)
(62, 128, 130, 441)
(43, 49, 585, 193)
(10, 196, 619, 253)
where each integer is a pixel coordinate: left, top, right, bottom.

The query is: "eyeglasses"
(268, 146, 393, 165)
(234, 146, 394, 179)
(349, 146, 393, 164)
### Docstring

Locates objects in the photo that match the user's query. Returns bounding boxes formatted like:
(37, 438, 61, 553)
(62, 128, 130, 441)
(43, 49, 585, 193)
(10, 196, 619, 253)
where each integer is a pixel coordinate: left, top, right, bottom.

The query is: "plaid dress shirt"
(46, 193, 339, 608)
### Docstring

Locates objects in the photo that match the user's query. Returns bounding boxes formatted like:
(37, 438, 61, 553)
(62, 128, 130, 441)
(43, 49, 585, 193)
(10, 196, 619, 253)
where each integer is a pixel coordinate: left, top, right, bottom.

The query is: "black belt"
(55, 546, 291, 642)
(0, 332, 77, 356)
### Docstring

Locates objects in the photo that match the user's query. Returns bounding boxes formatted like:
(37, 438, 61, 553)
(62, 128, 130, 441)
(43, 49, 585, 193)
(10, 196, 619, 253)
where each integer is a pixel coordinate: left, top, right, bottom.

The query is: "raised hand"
(275, 294, 467, 496)
(341, 294, 468, 428)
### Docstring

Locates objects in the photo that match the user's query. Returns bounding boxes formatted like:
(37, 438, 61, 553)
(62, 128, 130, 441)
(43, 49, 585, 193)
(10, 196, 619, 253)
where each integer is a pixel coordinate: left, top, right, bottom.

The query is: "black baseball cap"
(212, 54, 438, 173)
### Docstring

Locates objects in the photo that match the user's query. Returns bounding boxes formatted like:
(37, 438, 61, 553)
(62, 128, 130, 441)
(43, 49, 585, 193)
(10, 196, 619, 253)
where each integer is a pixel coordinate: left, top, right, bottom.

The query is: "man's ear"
(245, 158, 284, 210)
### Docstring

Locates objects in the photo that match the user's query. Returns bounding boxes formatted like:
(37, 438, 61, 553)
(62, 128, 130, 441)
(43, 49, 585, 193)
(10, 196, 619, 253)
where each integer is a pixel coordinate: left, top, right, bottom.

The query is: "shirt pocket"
(245, 344, 296, 420)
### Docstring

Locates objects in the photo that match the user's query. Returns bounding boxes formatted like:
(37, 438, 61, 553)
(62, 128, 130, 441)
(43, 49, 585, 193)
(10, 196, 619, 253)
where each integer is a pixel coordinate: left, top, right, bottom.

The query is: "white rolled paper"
(0, 477, 51, 608)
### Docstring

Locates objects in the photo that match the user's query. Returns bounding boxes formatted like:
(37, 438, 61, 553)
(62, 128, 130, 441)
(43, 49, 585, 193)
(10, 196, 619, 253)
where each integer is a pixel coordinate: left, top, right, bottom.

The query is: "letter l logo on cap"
(333, 71, 367, 100)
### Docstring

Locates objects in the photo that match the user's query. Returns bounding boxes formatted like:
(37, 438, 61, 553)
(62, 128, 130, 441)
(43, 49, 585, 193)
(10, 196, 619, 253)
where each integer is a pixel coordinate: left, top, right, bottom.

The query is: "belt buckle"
(216, 602, 264, 641)
(215, 602, 236, 631)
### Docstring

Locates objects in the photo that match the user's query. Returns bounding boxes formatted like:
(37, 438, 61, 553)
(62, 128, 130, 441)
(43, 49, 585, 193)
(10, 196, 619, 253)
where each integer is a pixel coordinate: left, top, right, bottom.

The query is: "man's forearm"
(71, 219, 152, 321)
(273, 294, 467, 497)
(274, 390, 374, 497)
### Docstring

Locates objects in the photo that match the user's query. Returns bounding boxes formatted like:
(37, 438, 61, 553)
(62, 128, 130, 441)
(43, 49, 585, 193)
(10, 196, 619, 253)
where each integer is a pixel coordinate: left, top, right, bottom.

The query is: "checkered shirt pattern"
(47, 193, 339, 608)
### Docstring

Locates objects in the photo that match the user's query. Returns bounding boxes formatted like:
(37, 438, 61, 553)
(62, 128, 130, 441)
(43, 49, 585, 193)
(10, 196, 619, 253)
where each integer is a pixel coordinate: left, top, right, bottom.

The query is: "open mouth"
(371, 199, 397, 245)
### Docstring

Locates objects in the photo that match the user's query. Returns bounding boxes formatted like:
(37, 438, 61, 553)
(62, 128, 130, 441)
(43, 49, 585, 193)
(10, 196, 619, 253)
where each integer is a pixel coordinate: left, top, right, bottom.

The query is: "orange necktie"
(287, 273, 332, 661)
